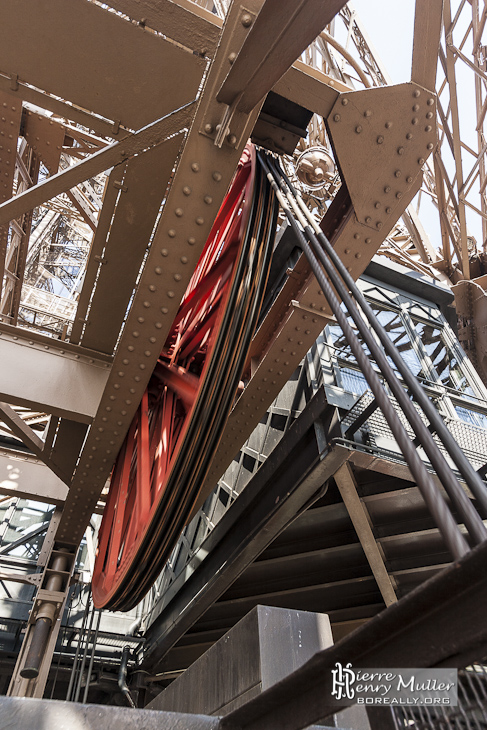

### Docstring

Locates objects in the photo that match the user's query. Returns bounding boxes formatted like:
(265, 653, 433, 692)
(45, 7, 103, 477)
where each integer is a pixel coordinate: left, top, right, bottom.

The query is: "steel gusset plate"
(92, 145, 278, 611)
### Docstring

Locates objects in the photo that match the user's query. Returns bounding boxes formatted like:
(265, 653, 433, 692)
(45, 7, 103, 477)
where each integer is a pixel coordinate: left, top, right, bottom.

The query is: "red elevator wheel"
(92, 145, 277, 610)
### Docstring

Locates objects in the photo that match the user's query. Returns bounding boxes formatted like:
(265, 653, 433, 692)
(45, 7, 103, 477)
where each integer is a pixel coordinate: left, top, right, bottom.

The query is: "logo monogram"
(331, 662, 356, 700)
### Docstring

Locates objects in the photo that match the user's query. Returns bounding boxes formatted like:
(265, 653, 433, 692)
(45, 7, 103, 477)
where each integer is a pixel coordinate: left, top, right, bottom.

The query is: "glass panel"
(454, 406, 487, 429)
(413, 319, 475, 396)
(340, 368, 368, 395)
(327, 315, 370, 363)
(373, 306, 423, 377)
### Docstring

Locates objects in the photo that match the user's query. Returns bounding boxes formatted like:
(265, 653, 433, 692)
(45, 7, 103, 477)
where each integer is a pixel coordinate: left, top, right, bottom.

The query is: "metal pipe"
(258, 151, 469, 561)
(269, 157, 487, 546)
(82, 610, 102, 704)
(73, 601, 96, 703)
(20, 552, 69, 680)
(20, 618, 52, 679)
(66, 585, 91, 701)
(118, 645, 136, 708)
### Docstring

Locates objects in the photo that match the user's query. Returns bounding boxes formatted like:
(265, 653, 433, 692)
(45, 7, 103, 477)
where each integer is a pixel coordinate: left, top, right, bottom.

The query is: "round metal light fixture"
(296, 146, 336, 189)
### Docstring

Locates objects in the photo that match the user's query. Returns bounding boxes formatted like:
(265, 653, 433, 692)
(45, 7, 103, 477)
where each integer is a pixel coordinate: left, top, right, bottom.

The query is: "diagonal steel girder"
(53, 0, 350, 547)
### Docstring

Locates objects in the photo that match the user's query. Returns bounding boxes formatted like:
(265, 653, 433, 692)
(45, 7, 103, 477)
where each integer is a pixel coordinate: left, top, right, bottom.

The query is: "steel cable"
(258, 150, 469, 561)
(274, 157, 487, 523)
(266, 156, 487, 546)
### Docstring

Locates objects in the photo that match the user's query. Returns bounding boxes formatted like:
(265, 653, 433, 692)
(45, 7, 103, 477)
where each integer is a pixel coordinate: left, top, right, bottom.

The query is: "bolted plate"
(327, 82, 436, 234)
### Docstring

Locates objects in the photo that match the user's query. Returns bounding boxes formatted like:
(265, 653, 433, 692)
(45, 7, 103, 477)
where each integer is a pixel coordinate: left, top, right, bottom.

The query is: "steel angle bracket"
(327, 82, 437, 237)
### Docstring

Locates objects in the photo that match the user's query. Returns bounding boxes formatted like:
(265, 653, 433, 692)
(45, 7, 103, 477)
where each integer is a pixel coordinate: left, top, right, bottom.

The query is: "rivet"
(174, 273, 182, 281)
(333, 114, 341, 122)
(364, 109, 372, 117)
(385, 207, 391, 214)
(376, 221, 383, 230)
(418, 157, 425, 165)
(183, 186, 191, 195)
(144, 350, 151, 357)
(397, 147, 404, 155)
(425, 125, 432, 132)
(365, 238, 371, 244)
(347, 267, 352, 272)
(426, 111, 433, 119)
(155, 266, 162, 274)
(377, 135, 384, 144)
(406, 133, 413, 140)
(155, 322, 163, 328)
(204, 195, 213, 205)
(161, 307, 169, 313)
(188, 237, 196, 245)
(341, 98, 348, 106)
(384, 185, 391, 193)
(149, 284, 156, 292)
(375, 202, 381, 209)
(228, 52, 237, 64)
(191, 162, 200, 172)
(196, 217, 204, 225)
(123, 359, 129, 365)
(227, 134, 237, 145)
(406, 176, 413, 183)
(427, 143, 434, 150)
(355, 125, 362, 134)
(138, 316, 145, 323)
(143, 301, 150, 308)
(212, 171, 222, 181)
(128, 345, 135, 352)
(354, 233, 360, 239)
(241, 12, 252, 26)
(355, 252, 361, 258)
(132, 331, 139, 338)
(175, 207, 183, 217)
(344, 248, 351, 254)
(204, 123, 213, 134)
(385, 121, 392, 129)
(134, 376, 140, 382)
(139, 364, 146, 370)
(427, 98, 434, 106)
(413, 89, 421, 97)
(365, 216, 371, 224)
(121, 410, 127, 416)
(412, 118, 418, 125)
(181, 256, 188, 264)
(396, 192, 402, 199)
(395, 170, 401, 178)
(167, 291, 175, 298)
(149, 337, 156, 344)
(413, 104, 420, 112)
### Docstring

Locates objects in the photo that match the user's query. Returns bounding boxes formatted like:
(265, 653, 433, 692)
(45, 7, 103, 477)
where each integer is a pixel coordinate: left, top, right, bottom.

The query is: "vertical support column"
(8, 525, 77, 698)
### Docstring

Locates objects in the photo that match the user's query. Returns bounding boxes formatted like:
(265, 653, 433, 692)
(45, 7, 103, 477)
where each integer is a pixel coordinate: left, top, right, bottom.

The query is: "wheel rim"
(92, 145, 277, 610)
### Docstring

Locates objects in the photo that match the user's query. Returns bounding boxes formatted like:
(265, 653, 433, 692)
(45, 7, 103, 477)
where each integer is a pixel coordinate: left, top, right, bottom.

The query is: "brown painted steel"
(0, 0, 205, 130)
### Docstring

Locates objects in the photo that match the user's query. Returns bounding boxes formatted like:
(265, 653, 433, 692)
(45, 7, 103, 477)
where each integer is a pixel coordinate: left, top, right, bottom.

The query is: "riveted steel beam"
(0, 447, 68, 505)
(0, 0, 206, 131)
(105, 0, 222, 57)
(54, 0, 276, 546)
(0, 103, 195, 229)
(0, 324, 111, 423)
